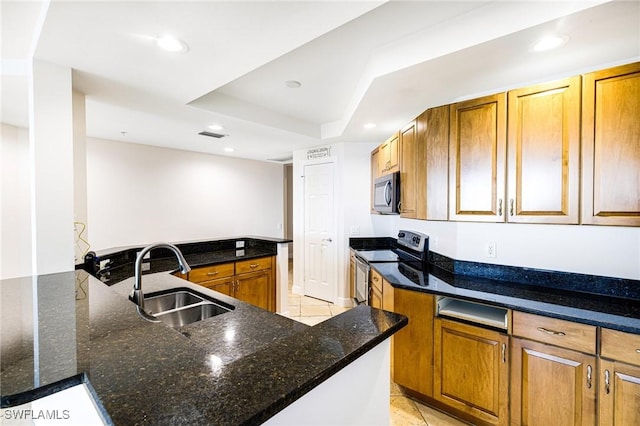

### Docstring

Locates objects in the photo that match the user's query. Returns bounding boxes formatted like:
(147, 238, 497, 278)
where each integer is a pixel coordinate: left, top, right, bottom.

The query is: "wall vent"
(198, 131, 227, 139)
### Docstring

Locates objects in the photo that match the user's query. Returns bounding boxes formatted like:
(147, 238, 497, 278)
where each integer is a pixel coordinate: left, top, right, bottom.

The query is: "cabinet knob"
(501, 343, 506, 363)
(586, 365, 592, 389)
(250, 264, 259, 269)
(207, 271, 219, 276)
(498, 199, 503, 216)
(509, 198, 515, 216)
(604, 369, 610, 394)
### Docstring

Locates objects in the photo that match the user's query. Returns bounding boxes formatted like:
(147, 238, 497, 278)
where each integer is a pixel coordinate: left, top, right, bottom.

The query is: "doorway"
(302, 160, 336, 302)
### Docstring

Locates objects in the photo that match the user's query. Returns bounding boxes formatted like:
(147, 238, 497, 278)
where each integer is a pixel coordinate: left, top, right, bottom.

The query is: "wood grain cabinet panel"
(188, 262, 234, 283)
(400, 120, 418, 218)
(423, 105, 449, 220)
(199, 276, 234, 297)
(449, 93, 507, 222)
(507, 76, 581, 223)
(598, 359, 640, 426)
(380, 132, 399, 175)
(434, 318, 509, 425)
(582, 62, 640, 226)
(394, 289, 434, 398)
(511, 337, 596, 426)
(235, 269, 272, 311)
(513, 311, 596, 354)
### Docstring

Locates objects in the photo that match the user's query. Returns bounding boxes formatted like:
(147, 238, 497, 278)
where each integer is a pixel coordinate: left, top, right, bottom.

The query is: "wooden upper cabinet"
(399, 120, 417, 218)
(423, 105, 449, 220)
(582, 62, 640, 226)
(380, 132, 399, 175)
(507, 76, 581, 224)
(449, 93, 507, 222)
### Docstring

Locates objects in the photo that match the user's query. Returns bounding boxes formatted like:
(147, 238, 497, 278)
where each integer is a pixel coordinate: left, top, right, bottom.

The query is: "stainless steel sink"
(133, 287, 233, 327)
(153, 303, 230, 327)
(144, 291, 205, 316)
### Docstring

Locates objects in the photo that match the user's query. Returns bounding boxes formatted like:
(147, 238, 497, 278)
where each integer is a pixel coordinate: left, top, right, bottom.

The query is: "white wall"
(87, 137, 285, 250)
(1, 123, 32, 279)
(375, 216, 640, 281)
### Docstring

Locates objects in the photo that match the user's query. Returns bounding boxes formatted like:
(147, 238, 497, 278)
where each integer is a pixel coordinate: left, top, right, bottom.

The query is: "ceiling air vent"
(198, 131, 227, 139)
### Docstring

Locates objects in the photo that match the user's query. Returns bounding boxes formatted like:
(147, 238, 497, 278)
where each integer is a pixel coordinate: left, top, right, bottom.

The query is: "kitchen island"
(0, 270, 407, 424)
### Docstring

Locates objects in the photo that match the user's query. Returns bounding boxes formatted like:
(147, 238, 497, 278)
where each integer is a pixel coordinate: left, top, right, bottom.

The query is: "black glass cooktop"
(356, 249, 401, 263)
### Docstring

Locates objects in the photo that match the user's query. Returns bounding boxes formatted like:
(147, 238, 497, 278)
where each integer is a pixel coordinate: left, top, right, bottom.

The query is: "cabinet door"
(507, 76, 581, 224)
(235, 270, 273, 311)
(394, 289, 434, 398)
(434, 318, 509, 425)
(599, 359, 640, 426)
(449, 93, 507, 222)
(400, 120, 417, 218)
(582, 62, 640, 226)
(511, 337, 596, 426)
(423, 105, 449, 220)
(371, 148, 381, 211)
(199, 276, 234, 297)
(380, 132, 400, 174)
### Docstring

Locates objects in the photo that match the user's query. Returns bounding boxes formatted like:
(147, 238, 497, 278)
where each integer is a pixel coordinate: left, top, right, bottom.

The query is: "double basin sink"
(137, 287, 234, 327)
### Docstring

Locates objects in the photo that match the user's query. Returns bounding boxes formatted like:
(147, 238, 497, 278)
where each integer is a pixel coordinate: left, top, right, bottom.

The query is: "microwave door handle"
(384, 180, 392, 206)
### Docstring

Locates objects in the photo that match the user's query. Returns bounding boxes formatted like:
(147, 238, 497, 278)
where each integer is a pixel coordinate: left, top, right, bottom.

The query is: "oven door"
(354, 256, 370, 304)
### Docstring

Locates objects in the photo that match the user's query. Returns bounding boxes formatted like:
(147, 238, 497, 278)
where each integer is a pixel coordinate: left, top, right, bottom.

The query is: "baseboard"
(335, 296, 355, 308)
(291, 284, 304, 295)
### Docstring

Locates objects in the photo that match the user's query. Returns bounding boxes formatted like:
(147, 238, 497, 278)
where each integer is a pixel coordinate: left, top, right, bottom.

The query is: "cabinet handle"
(373, 276, 379, 282)
(509, 198, 515, 216)
(537, 326, 566, 336)
(207, 271, 219, 276)
(586, 365, 592, 389)
(501, 343, 506, 363)
(636, 349, 640, 354)
(498, 199, 503, 216)
(604, 369, 610, 394)
(250, 264, 259, 269)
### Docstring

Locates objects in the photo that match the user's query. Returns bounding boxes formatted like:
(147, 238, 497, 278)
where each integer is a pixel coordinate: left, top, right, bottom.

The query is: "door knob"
(322, 238, 333, 243)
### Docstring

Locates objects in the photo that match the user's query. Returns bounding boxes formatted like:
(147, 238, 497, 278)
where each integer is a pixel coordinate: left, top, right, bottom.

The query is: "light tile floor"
(282, 262, 469, 425)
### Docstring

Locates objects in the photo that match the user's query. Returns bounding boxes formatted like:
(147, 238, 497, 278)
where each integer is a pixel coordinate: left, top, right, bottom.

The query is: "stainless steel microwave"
(373, 172, 400, 214)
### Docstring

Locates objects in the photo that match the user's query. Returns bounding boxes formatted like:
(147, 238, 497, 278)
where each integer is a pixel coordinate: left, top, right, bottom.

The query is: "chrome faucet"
(131, 243, 191, 321)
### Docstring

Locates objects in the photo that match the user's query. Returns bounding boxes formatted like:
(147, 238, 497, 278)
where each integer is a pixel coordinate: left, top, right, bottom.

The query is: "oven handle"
(354, 255, 370, 305)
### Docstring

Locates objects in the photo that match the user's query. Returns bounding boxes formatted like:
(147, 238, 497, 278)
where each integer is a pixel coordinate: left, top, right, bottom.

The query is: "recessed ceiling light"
(156, 35, 189, 53)
(531, 34, 569, 52)
(285, 80, 302, 89)
(224, 147, 234, 153)
(208, 124, 224, 131)
(364, 123, 376, 129)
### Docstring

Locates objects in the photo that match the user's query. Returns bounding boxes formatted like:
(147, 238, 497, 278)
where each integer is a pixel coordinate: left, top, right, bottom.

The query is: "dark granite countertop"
(371, 262, 640, 334)
(1, 270, 406, 425)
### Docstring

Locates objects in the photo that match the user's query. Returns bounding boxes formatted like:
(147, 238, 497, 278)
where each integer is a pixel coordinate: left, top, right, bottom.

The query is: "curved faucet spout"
(130, 243, 192, 316)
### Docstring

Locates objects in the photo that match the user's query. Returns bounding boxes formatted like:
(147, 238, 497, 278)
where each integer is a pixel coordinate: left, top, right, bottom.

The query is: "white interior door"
(303, 161, 335, 302)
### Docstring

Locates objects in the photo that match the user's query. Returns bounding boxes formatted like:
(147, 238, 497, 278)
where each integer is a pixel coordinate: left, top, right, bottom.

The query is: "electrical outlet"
(236, 241, 245, 249)
(486, 242, 497, 258)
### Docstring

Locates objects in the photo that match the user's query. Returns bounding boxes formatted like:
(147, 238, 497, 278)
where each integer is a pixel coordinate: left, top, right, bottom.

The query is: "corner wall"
(86, 138, 285, 250)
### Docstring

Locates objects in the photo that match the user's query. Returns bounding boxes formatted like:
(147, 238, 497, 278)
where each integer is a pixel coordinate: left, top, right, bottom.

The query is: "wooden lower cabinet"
(434, 318, 509, 425)
(200, 276, 233, 297)
(186, 256, 275, 312)
(510, 337, 597, 426)
(393, 288, 434, 398)
(598, 359, 640, 425)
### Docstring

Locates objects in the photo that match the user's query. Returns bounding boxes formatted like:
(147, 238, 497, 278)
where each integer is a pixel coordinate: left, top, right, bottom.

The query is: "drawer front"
(370, 269, 383, 292)
(189, 263, 235, 283)
(601, 328, 640, 366)
(513, 311, 596, 354)
(236, 256, 272, 274)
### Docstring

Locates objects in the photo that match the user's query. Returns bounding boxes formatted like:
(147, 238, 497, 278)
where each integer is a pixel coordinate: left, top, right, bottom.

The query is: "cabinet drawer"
(189, 263, 235, 283)
(236, 256, 272, 274)
(513, 311, 596, 354)
(370, 269, 383, 292)
(601, 328, 640, 366)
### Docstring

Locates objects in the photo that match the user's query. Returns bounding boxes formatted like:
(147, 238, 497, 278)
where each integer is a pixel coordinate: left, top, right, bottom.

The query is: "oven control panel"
(397, 230, 428, 252)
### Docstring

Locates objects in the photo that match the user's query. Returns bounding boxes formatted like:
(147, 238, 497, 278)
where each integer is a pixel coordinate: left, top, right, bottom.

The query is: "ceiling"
(2, 0, 639, 162)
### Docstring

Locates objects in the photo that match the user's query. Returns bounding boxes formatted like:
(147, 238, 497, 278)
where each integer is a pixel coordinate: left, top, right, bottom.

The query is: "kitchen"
(2, 1, 640, 425)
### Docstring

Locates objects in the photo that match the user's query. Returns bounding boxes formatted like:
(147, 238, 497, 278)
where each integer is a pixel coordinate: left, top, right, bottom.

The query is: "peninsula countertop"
(0, 270, 406, 424)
